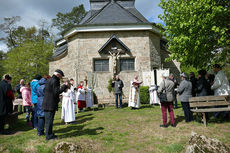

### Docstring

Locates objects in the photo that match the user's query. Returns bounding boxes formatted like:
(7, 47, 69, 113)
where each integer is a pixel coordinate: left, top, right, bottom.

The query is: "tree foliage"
(159, 0, 230, 68)
(0, 16, 21, 48)
(0, 50, 5, 78)
(3, 38, 53, 86)
(0, 19, 53, 86)
(52, 4, 86, 32)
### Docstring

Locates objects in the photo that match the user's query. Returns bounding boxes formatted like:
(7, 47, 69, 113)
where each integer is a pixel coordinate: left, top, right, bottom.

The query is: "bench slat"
(190, 101, 230, 107)
(191, 107, 230, 113)
(189, 96, 228, 102)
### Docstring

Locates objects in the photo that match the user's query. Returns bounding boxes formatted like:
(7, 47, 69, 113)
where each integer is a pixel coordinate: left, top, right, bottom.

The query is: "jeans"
(181, 102, 193, 122)
(37, 117, 45, 135)
(33, 104, 38, 128)
(115, 93, 122, 108)
(161, 102, 175, 125)
(24, 106, 32, 123)
(44, 111, 55, 140)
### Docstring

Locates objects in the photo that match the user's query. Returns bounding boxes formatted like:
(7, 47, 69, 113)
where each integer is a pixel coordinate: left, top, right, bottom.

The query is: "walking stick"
(84, 76, 88, 108)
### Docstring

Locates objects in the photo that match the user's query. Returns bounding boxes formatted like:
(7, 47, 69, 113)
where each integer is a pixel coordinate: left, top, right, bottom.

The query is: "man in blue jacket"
(30, 75, 42, 129)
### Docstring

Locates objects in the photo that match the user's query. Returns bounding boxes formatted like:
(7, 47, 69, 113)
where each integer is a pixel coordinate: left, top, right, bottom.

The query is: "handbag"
(159, 81, 167, 102)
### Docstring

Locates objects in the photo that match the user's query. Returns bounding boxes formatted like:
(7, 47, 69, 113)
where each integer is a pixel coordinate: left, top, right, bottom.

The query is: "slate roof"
(52, 44, 68, 58)
(53, 0, 150, 59)
(80, 0, 149, 25)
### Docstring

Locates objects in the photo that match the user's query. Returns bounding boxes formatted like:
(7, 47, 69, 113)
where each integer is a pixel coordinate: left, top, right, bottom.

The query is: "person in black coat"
(190, 72, 197, 97)
(42, 69, 68, 141)
(0, 74, 14, 134)
(196, 70, 209, 97)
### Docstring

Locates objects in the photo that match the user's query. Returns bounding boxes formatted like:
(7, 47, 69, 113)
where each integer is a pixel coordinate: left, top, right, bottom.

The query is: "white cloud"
(0, 0, 164, 51)
(0, 43, 8, 52)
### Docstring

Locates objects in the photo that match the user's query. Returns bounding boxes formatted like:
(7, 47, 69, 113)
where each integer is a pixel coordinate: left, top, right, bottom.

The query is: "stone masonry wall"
(49, 30, 162, 103)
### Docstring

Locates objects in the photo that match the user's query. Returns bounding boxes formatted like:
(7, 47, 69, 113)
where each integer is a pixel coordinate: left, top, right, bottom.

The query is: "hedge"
(139, 86, 150, 104)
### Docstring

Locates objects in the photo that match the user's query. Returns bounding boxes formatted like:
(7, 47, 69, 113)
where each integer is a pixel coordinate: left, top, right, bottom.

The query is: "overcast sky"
(0, 0, 164, 52)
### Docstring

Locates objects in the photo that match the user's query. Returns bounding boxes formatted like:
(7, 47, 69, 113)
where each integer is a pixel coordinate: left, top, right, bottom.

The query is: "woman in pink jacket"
(20, 83, 33, 125)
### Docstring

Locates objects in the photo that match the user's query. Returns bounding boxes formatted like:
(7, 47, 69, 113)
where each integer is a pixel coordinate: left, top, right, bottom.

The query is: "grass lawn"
(0, 103, 230, 153)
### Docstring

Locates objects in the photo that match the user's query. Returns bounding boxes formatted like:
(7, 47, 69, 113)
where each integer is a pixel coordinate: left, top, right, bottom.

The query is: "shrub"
(92, 91, 98, 104)
(139, 86, 150, 104)
(107, 78, 114, 93)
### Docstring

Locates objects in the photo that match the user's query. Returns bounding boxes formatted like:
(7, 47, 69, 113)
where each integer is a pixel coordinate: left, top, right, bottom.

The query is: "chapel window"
(94, 59, 109, 72)
(120, 58, 135, 71)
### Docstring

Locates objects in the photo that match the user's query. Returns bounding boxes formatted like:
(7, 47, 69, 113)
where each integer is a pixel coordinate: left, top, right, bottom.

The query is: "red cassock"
(77, 85, 86, 109)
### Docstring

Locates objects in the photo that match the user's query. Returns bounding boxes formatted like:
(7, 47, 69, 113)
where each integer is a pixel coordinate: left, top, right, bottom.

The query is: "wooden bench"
(189, 95, 230, 126)
(5, 99, 23, 127)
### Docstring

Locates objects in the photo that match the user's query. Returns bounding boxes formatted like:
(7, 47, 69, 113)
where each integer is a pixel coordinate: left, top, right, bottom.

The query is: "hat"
(162, 72, 169, 78)
(34, 74, 42, 80)
(4, 74, 12, 80)
(55, 69, 64, 77)
(180, 72, 188, 78)
(213, 64, 221, 69)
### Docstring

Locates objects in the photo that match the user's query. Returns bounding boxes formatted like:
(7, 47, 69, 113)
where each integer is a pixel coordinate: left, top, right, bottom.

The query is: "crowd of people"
(0, 64, 229, 138)
(156, 64, 230, 128)
(0, 69, 93, 140)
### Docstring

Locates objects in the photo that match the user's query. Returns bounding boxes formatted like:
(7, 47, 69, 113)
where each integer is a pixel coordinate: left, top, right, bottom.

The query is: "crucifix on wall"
(98, 35, 130, 78)
(109, 47, 122, 78)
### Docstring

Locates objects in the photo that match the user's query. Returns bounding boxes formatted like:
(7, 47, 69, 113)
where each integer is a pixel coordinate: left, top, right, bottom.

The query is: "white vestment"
(61, 89, 75, 122)
(70, 85, 76, 111)
(86, 88, 93, 108)
(128, 81, 140, 108)
(149, 86, 160, 105)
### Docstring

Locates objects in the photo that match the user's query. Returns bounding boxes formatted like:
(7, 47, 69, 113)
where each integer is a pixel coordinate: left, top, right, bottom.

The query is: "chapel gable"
(98, 35, 130, 55)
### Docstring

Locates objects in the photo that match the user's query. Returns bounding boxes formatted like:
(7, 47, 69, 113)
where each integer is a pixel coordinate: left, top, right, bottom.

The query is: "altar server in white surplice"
(149, 85, 160, 105)
(70, 78, 77, 111)
(61, 80, 75, 124)
(128, 76, 143, 109)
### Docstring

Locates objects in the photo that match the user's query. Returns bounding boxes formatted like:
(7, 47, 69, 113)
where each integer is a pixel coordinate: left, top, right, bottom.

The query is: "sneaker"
(160, 125, 168, 128)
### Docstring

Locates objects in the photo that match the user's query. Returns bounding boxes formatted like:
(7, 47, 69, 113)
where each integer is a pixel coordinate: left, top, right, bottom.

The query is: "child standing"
(61, 80, 75, 124)
(77, 81, 86, 112)
(20, 83, 33, 126)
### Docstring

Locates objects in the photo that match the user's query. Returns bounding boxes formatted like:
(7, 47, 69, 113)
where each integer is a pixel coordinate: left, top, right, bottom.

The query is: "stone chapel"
(49, 0, 180, 102)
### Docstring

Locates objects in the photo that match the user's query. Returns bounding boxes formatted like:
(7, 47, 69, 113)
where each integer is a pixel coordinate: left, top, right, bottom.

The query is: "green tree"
(159, 0, 230, 68)
(0, 50, 5, 78)
(3, 26, 53, 86)
(0, 16, 21, 48)
(52, 4, 86, 32)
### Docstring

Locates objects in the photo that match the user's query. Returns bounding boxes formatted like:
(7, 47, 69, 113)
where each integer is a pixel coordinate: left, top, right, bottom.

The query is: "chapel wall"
(68, 30, 157, 101)
(49, 30, 163, 103)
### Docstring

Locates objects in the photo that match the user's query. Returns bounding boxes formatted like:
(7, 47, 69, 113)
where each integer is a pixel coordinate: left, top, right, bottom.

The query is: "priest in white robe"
(128, 76, 143, 109)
